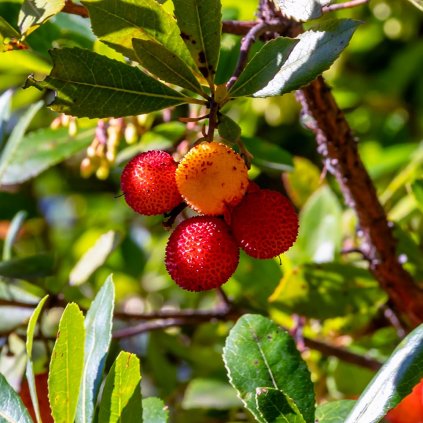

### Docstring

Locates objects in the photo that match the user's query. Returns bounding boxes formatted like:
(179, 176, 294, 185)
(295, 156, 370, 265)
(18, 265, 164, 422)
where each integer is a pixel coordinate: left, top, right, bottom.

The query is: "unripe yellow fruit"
(175, 142, 248, 215)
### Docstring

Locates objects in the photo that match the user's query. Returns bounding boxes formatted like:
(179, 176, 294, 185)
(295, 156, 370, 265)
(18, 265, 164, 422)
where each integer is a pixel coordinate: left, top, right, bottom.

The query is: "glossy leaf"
(76, 276, 115, 423)
(3, 211, 27, 261)
(132, 38, 205, 95)
(48, 303, 85, 423)
(254, 20, 360, 97)
(229, 37, 298, 97)
(0, 100, 43, 185)
(0, 253, 55, 279)
(269, 263, 386, 319)
(256, 387, 306, 423)
(223, 314, 315, 423)
(345, 324, 423, 423)
(18, 0, 65, 36)
(316, 400, 355, 423)
(27, 48, 189, 119)
(70, 231, 121, 286)
(242, 136, 293, 172)
(142, 397, 169, 423)
(0, 127, 94, 186)
(288, 186, 342, 264)
(0, 373, 33, 423)
(98, 351, 142, 423)
(173, 0, 222, 82)
(218, 114, 241, 142)
(82, 0, 196, 69)
(276, 0, 329, 22)
(25, 295, 49, 423)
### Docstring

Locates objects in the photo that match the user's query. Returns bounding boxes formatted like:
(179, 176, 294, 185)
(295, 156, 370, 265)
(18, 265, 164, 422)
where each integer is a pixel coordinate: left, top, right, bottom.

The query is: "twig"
(227, 21, 269, 90)
(62, 0, 89, 18)
(296, 78, 423, 327)
(323, 0, 368, 13)
(304, 337, 382, 371)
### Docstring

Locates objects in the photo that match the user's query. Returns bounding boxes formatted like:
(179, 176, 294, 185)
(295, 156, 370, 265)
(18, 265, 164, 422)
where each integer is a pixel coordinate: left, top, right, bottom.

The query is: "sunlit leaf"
(76, 276, 115, 423)
(173, 0, 222, 83)
(276, 0, 329, 22)
(132, 38, 205, 95)
(70, 231, 121, 286)
(270, 263, 386, 319)
(48, 303, 85, 423)
(254, 20, 360, 97)
(316, 400, 355, 423)
(345, 324, 423, 423)
(229, 37, 298, 97)
(27, 48, 191, 119)
(142, 397, 169, 423)
(25, 295, 49, 423)
(223, 314, 315, 423)
(406, 0, 423, 11)
(0, 373, 33, 423)
(18, 0, 65, 36)
(98, 351, 142, 423)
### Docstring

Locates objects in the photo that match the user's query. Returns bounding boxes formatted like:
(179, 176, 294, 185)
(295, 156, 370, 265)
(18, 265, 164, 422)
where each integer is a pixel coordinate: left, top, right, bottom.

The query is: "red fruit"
(385, 379, 423, 423)
(121, 150, 182, 215)
(165, 216, 239, 291)
(230, 189, 298, 259)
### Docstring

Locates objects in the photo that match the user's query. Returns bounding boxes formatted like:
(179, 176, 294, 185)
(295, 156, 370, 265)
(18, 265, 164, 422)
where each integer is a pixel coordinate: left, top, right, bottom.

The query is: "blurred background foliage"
(0, 0, 422, 421)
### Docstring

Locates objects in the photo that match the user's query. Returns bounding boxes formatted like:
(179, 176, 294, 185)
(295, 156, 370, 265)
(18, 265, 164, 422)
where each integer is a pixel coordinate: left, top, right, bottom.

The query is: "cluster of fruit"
(120, 142, 299, 291)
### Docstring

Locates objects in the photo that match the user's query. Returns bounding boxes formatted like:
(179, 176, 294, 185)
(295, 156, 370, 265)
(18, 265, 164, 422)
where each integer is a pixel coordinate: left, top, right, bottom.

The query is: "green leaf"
(18, 0, 65, 36)
(82, 0, 197, 70)
(242, 136, 293, 172)
(25, 295, 49, 423)
(406, 0, 423, 11)
(218, 114, 241, 142)
(0, 373, 33, 423)
(70, 231, 121, 286)
(27, 48, 191, 119)
(256, 387, 306, 423)
(223, 314, 315, 423)
(0, 127, 94, 186)
(173, 0, 222, 83)
(0, 51, 51, 75)
(3, 211, 27, 261)
(142, 397, 169, 423)
(0, 253, 55, 279)
(132, 38, 205, 95)
(98, 351, 142, 423)
(411, 179, 423, 211)
(288, 186, 342, 264)
(269, 263, 386, 320)
(0, 17, 21, 52)
(48, 303, 85, 423)
(182, 378, 242, 410)
(0, 100, 43, 185)
(254, 20, 360, 97)
(276, 0, 329, 22)
(345, 324, 423, 423)
(315, 400, 355, 423)
(76, 276, 115, 423)
(229, 37, 298, 97)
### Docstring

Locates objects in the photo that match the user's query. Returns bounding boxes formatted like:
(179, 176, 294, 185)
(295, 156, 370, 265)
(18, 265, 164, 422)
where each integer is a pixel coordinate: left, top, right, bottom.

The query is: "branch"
(62, 0, 89, 18)
(323, 0, 368, 13)
(296, 78, 423, 327)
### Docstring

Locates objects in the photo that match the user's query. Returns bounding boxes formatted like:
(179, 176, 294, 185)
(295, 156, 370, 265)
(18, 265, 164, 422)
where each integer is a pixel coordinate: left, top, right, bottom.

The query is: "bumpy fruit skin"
(165, 216, 239, 291)
(121, 150, 182, 215)
(175, 142, 249, 215)
(230, 189, 299, 259)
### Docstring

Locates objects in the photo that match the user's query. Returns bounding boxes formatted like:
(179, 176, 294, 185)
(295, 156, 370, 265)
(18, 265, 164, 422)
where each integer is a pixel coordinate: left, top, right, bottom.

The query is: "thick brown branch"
(296, 77, 423, 327)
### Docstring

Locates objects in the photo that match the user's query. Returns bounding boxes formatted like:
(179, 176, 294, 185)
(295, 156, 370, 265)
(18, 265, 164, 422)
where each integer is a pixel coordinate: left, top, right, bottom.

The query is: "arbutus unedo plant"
(0, 0, 422, 422)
